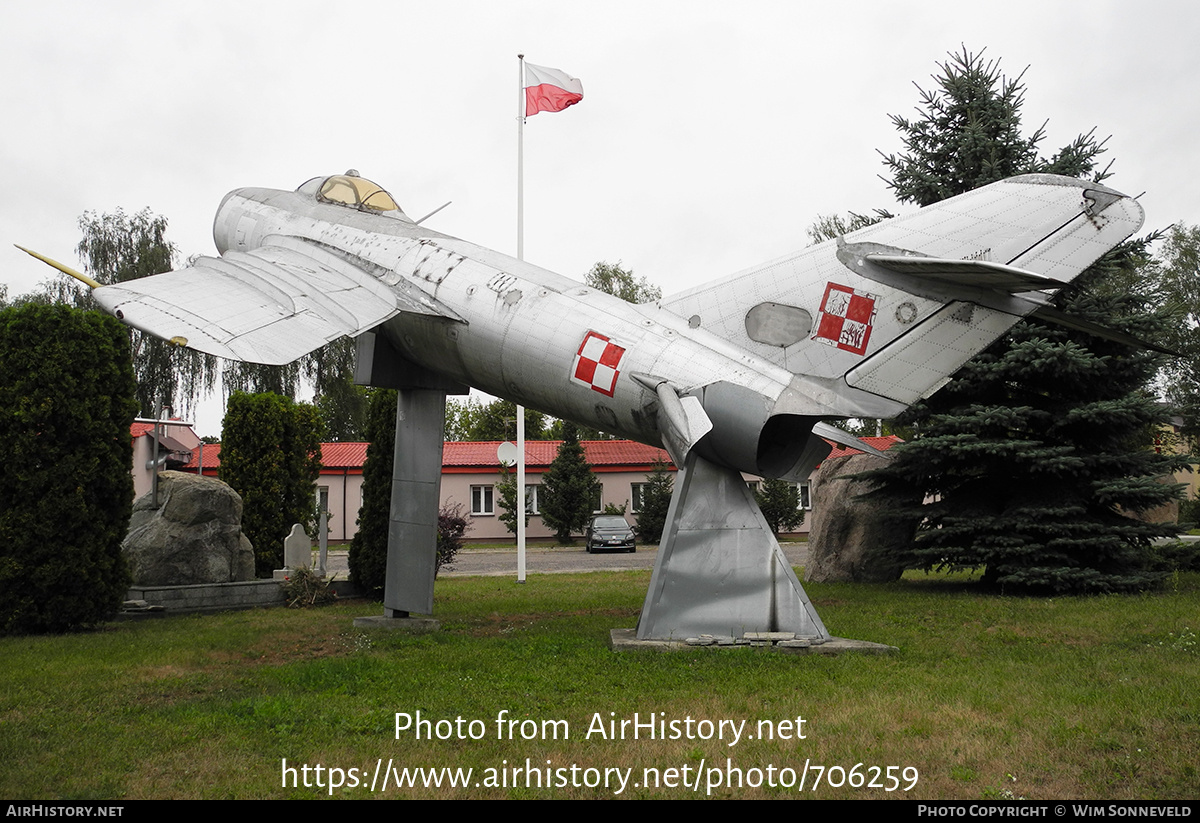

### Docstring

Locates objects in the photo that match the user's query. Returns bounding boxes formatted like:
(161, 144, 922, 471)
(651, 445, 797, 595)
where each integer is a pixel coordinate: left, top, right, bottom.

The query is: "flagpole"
(515, 53, 527, 585)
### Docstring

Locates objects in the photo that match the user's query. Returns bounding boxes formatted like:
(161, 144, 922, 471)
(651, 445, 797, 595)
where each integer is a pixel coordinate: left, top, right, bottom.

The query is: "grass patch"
(1, 570, 1197, 799)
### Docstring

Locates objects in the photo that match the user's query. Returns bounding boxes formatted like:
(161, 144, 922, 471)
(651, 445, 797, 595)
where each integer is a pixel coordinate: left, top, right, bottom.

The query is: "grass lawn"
(0, 569, 1196, 800)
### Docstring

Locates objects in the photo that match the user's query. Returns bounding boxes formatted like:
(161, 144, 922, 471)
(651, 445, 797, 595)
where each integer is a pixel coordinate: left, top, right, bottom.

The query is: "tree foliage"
(881, 46, 1111, 208)
(348, 389, 397, 597)
(61, 210, 366, 434)
(436, 503, 468, 575)
(312, 343, 373, 442)
(58, 209, 219, 417)
(0, 304, 137, 633)
(496, 463, 528, 541)
(634, 459, 674, 544)
(539, 421, 601, 543)
(585, 261, 661, 304)
(806, 210, 895, 246)
(350, 391, 466, 592)
(867, 268, 1187, 592)
(865, 47, 1183, 592)
(219, 392, 324, 576)
(444, 398, 549, 441)
(545, 417, 615, 441)
(1146, 224, 1200, 435)
(754, 479, 804, 535)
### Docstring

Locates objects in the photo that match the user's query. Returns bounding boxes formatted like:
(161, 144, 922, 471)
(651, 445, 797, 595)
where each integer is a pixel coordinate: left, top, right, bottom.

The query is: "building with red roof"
(130, 419, 203, 499)
(135, 420, 900, 541)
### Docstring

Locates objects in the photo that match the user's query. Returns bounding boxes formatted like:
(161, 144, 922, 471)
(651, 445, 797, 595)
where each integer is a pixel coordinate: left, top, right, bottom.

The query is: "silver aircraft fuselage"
(86, 171, 1143, 483)
(210, 183, 880, 479)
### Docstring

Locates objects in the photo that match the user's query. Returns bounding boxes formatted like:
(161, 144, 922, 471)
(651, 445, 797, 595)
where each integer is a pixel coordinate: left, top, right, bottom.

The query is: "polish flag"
(524, 63, 584, 116)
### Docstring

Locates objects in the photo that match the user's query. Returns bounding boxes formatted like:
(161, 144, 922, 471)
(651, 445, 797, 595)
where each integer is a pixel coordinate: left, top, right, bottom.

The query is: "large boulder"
(123, 471, 256, 585)
(805, 453, 911, 583)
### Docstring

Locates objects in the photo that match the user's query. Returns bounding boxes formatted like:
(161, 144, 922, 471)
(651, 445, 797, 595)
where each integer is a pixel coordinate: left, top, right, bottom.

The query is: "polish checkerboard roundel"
(813, 282, 878, 356)
(571, 330, 625, 397)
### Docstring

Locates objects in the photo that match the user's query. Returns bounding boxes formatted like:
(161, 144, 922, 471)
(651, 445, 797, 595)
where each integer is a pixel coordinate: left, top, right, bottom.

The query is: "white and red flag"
(524, 62, 584, 116)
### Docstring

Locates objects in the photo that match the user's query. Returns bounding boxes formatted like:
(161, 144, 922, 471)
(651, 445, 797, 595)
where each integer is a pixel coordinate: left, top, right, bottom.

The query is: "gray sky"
(4, 0, 1198, 433)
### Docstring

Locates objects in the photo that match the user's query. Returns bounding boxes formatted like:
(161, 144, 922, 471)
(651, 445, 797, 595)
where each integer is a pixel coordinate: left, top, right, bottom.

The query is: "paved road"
(323, 542, 811, 578)
(323, 535, 1189, 580)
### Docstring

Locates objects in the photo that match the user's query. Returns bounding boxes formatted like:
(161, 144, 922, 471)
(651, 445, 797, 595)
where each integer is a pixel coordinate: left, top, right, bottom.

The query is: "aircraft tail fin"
(662, 174, 1145, 412)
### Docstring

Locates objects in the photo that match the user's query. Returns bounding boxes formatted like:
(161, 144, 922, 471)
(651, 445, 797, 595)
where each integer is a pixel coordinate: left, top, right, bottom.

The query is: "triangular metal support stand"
(637, 452, 830, 641)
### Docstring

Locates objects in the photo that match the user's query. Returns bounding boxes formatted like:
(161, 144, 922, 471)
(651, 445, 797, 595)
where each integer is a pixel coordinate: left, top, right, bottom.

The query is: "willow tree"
(67, 210, 366, 434)
(57, 208, 219, 417)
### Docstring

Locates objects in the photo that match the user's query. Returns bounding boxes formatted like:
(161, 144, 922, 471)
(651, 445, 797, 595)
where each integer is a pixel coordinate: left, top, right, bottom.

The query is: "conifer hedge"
(0, 304, 137, 633)
(219, 392, 323, 576)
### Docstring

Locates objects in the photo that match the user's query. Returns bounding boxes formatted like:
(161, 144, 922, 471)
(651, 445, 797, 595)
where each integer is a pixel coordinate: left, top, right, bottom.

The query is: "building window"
(797, 481, 811, 510)
(525, 484, 540, 514)
(630, 483, 647, 513)
(591, 485, 604, 514)
(471, 485, 495, 516)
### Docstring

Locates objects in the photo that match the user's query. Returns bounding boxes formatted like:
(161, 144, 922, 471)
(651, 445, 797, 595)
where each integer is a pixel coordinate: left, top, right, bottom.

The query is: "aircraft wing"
(92, 237, 459, 365)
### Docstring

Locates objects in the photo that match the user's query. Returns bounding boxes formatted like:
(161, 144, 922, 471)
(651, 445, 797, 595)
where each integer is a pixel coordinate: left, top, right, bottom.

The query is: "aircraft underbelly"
(379, 263, 794, 447)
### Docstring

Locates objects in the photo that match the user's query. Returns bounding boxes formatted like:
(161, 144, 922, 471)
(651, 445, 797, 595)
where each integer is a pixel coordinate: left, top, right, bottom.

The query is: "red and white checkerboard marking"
(813, 282, 877, 356)
(571, 331, 626, 397)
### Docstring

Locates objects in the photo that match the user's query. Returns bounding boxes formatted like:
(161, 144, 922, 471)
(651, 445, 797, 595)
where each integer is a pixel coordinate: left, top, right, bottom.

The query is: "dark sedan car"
(585, 515, 636, 553)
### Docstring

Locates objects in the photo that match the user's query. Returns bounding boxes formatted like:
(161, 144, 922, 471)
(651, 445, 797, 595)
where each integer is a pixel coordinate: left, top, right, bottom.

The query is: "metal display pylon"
(637, 451, 830, 641)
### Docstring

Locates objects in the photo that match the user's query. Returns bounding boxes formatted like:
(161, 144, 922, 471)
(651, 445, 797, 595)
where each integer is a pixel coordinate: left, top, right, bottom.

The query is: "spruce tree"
(635, 459, 674, 544)
(880, 47, 1110, 208)
(496, 462, 529, 542)
(866, 47, 1184, 592)
(539, 422, 601, 543)
(754, 478, 804, 535)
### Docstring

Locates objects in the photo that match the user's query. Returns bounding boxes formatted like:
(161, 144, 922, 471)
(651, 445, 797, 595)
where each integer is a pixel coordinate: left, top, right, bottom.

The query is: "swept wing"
(92, 237, 458, 365)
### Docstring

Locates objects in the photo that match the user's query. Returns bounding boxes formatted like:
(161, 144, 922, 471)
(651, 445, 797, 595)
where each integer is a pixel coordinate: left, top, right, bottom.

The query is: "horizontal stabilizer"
(1030, 305, 1177, 356)
(812, 421, 891, 459)
(93, 239, 458, 365)
(864, 253, 1064, 293)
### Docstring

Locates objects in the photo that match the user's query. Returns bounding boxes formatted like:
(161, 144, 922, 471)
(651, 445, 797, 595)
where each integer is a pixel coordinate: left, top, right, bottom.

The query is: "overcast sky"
(4, 0, 1198, 434)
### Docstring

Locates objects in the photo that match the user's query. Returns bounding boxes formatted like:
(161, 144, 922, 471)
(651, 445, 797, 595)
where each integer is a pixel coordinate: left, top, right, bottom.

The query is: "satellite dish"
(497, 441, 518, 466)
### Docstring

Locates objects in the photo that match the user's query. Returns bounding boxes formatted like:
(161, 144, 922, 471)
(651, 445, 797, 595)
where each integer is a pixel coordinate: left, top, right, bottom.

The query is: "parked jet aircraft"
(33, 170, 1144, 480)
(21, 170, 1146, 639)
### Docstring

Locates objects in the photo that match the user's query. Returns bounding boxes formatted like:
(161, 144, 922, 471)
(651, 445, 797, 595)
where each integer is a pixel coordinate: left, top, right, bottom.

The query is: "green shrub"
(220, 393, 323, 576)
(436, 503, 468, 575)
(0, 304, 137, 633)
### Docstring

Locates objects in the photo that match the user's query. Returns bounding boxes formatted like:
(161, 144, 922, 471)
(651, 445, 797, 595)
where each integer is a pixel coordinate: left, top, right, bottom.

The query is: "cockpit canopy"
(296, 171, 409, 219)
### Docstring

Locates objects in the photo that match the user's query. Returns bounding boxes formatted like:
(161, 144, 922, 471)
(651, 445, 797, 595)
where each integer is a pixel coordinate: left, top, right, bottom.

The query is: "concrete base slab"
(128, 579, 285, 614)
(609, 628, 896, 655)
(353, 615, 440, 633)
